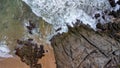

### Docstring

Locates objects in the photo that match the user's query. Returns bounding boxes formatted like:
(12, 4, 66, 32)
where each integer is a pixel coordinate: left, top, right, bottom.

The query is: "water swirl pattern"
(23, 0, 111, 33)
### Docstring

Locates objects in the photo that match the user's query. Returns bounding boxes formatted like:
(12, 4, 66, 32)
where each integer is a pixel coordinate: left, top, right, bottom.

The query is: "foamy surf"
(22, 0, 111, 33)
(0, 41, 13, 58)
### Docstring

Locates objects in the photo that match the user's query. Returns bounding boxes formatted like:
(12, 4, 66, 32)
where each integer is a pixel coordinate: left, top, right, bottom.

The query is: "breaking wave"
(0, 41, 13, 58)
(22, 0, 112, 33)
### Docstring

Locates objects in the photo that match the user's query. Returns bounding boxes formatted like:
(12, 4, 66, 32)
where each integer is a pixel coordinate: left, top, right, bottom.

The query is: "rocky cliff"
(51, 19, 120, 68)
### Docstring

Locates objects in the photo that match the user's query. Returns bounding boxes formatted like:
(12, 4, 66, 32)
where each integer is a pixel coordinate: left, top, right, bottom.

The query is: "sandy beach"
(0, 44, 56, 68)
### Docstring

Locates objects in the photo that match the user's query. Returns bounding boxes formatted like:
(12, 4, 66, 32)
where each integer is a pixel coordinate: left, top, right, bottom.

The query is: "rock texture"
(51, 21, 120, 68)
(15, 39, 45, 68)
(15, 38, 56, 68)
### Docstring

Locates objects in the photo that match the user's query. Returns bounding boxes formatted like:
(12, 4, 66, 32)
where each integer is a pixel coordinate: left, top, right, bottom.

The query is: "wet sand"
(0, 56, 29, 68)
(38, 44, 56, 68)
(0, 44, 56, 68)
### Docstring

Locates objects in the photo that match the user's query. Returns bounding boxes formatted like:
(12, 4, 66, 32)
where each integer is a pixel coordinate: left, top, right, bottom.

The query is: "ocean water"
(0, 41, 13, 58)
(0, 0, 120, 58)
(0, 0, 52, 58)
(0, 0, 24, 58)
(23, 0, 111, 33)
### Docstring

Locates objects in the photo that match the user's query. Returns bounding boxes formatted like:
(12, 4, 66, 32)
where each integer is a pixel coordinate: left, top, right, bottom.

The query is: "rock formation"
(51, 19, 120, 68)
(15, 39, 45, 68)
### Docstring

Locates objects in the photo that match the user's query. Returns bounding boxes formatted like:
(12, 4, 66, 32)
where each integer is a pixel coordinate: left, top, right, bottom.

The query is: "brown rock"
(51, 23, 120, 68)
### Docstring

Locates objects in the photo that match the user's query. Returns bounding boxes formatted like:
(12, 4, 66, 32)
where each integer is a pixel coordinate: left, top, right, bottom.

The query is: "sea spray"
(22, 0, 111, 33)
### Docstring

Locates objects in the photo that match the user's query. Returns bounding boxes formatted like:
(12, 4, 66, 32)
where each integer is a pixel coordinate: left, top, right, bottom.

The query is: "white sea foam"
(22, 0, 111, 34)
(0, 41, 13, 58)
(114, 4, 120, 11)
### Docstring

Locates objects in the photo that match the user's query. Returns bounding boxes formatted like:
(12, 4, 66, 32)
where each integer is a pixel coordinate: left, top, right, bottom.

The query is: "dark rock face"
(51, 23, 120, 68)
(94, 13, 100, 19)
(117, 0, 120, 5)
(96, 19, 120, 42)
(108, 0, 116, 7)
(109, 10, 120, 18)
(108, 0, 120, 18)
(16, 39, 45, 68)
(25, 20, 37, 34)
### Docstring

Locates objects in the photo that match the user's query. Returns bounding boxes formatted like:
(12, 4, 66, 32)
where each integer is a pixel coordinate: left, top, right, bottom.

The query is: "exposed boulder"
(51, 23, 120, 68)
(15, 39, 45, 68)
(96, 18, 120, 41)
